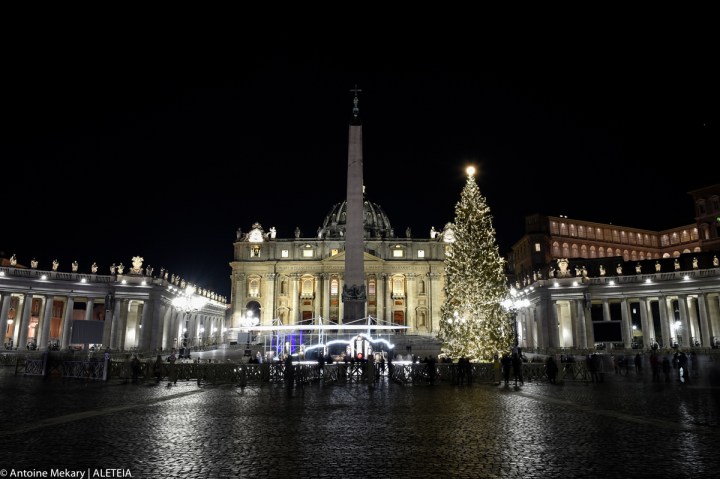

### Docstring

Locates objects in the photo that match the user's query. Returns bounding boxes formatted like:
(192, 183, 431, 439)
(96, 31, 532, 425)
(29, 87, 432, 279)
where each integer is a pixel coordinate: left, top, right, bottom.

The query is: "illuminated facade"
(228, 214, 448, 343)
(0, 261, 226, 352)
(507, 184, 720, 351)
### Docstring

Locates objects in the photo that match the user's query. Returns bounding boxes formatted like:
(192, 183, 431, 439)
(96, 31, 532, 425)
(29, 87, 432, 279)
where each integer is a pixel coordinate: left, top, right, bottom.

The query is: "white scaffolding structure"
(248, 315, 408, 360)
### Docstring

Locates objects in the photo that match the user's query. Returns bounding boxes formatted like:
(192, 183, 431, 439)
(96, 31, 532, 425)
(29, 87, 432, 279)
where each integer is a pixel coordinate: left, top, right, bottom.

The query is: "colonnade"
(0, 290, 225, 353)
(515, 288, 720, 351)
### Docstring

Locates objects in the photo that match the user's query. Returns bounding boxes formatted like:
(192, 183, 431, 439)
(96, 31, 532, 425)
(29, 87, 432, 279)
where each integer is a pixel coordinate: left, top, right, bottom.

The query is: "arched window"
(331, 279, 338, 295)
(302, 278, 313, 297)
(248, 278, 260, 298)
(368, 279, 376, 296)
(560, 222, 568, 236)
(392, 277, 405, 298)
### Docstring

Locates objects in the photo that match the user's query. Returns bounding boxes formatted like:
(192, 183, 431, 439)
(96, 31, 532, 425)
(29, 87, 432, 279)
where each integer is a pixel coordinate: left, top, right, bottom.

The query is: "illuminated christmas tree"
(438, 166, 512, 361)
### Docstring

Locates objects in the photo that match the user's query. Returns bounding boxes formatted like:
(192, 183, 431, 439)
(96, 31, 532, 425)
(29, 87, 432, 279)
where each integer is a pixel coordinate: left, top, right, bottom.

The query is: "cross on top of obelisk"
(350, 84, 362, 119)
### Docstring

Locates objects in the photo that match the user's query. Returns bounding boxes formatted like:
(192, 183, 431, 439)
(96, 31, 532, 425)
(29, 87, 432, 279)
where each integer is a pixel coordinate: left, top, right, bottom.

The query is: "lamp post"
(240, 312, 259, 358)
(171, 285, 208, 358)
(501, 287, 531, 353)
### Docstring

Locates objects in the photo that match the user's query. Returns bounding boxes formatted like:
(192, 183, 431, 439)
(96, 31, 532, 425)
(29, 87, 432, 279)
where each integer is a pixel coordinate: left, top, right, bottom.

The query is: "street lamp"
(240, 312, 259, 358)
(172, 285, 208, 357)
(501, 287, 531, 351)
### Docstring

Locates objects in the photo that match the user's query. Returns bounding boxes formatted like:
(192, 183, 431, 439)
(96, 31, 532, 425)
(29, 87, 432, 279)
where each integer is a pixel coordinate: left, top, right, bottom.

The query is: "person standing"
(284, 355, 295, 395)
(662, 355, 672, 383)
(546, 356, 559, 384)
(167, 350, 178, 385)
(367, 353, 376, 389)
(678, 351, 690, 384)
(512, 352, 524, 387)
(501, 353, 512, 387)
(427, 355, 437, 386)
(649, 351, 660, 382)
(131, 355, 141, 384)
(153, 354, 164, 383)
(634, 353, 643, 375)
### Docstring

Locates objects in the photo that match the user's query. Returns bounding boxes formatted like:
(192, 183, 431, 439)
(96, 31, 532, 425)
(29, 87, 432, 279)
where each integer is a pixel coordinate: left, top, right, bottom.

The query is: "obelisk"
(342, 86, 367, 322)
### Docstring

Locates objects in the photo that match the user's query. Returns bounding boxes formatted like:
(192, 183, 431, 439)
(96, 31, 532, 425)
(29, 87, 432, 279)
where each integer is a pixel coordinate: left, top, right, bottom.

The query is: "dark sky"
(2, 40, 718, 299)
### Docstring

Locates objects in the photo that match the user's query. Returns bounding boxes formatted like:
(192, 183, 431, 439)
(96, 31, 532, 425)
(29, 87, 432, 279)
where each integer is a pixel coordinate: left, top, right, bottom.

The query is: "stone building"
(0, 258, 226, 352)
(228, 214, 448, 343)
(506, 184, 720, 351)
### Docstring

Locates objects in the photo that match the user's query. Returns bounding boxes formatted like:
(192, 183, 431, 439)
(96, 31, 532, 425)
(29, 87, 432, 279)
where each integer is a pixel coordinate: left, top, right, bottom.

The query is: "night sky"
(2, 42, 718, 299)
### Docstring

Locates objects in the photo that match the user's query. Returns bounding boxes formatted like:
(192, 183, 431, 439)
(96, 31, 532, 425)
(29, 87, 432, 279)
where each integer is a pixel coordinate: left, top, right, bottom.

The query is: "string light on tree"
(438, 165, 511, 361)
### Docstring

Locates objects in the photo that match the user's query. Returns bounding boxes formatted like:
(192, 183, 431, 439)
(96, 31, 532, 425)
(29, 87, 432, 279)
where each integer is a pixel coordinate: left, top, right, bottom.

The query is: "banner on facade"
(70, 319, 104, 345)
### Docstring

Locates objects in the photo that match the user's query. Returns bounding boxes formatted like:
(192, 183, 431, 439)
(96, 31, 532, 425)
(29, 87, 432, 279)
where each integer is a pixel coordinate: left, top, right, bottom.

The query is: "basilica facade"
(228, 202, 449, 342)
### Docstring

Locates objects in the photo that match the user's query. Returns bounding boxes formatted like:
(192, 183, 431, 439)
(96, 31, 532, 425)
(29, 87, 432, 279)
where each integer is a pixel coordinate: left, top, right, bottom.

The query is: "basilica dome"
(319, 199, 395, 239)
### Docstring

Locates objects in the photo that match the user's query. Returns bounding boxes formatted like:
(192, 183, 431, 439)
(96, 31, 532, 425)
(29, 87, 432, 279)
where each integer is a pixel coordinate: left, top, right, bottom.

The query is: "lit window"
(417, 250, 425, 258)
(535, 243, 541, 252)
(393, 278, 404, 296)
(392, 250, 404, 258)
(281, 250, 289, 258)
(331, 249, 339, 256)
(249, 279, 260, 298)
(302, 249, 314, 258)
(302, 279, 313, 295)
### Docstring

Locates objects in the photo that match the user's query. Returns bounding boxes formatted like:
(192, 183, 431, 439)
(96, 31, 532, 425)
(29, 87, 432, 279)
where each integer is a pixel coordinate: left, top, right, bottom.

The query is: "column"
(61, 297, 75, 349)
(290, 274, 300, 326)
(137, 301, 152, 351)
(187, 312, 198, 347)
(376, 273, 386, 324)
(265, 273, 277, 323)
(313, 274, 322, 319)
(234, 273, 246, 330)
(638, 298, 651, 348)
(322, 273, 331, 322)
(548, 300, 560, 348)
(84, 298, 95, 322)
(697, 293, 712, 347)
(602, 299, 611, 321)
(385, 274, 392, 326)
(677, 294, 690, 348)
(102, 296, 113, 348)
(0, 293, 11, 346)
(686, 296, 700, 346)
(337, 275, 344, 323)
(406, 274, 416, 332)
(161, 306, 174, 350)
(620, 299, 632, 348)
(38, 295, 54, 350)
(148, 299, 163, 351)
(574, 300, 588, 349)
(523, 307, 533, 349)
(109, 299, 122, 350)
(17, 293, 33, 349)
(584, 299, 595, 347)
(658, 297, 671, 348)
(517, 309, 527, 349)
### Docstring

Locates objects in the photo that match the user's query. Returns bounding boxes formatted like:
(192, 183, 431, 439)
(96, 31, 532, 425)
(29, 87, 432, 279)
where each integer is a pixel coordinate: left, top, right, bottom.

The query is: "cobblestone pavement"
(0, 367, 718, 479)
